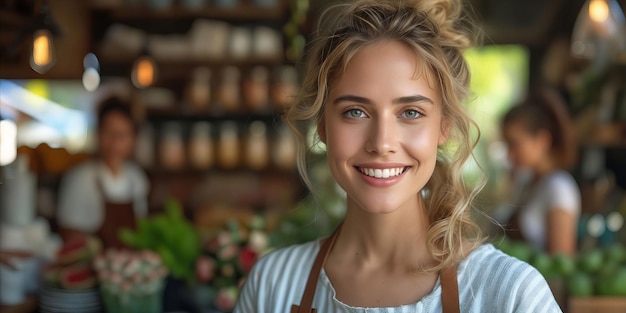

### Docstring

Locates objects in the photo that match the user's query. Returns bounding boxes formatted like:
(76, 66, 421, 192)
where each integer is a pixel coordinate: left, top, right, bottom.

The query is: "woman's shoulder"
(463, 243, 535, 274)
(461, 244, 562, 312)
(62, 160, 98, 182)
(544, 171, 578, 189)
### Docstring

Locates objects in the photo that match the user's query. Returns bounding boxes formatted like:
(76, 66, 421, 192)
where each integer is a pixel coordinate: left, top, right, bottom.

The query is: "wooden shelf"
(91, 2, 287, 22)
(145, 109, 283, 122)
(99, 53, 284, 66)
(145, 167, 296, 176)
(98, 54, 285, 78)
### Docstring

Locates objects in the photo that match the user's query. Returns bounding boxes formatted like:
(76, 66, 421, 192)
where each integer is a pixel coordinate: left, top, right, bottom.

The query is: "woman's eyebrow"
(392, 95, 434, 105)
(332, 94, 434, 105)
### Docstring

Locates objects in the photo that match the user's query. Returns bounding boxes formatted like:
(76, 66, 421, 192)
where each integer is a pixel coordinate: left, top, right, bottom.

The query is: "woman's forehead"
(328, 41, 440, 102)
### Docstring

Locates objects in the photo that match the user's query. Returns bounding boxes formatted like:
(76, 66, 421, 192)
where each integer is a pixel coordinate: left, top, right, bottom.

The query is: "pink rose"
(120, 281, 131, 292)
(218, 232, 232, 247)
(110, 272, 122, 285)
(195, 256, 216, 283)
(98, 270, 110, 282)
(218, 244, 239, 260)
(131, 273, 142, 284)
(215, 287, 239, 312)
(140, 250, 161, 265)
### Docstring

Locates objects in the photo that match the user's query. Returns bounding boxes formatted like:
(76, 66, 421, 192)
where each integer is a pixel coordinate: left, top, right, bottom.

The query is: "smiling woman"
(234, 1, 562, 312)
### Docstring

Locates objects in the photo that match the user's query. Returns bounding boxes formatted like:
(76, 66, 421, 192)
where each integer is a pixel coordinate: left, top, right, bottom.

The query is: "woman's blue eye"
(345, 109, 366, 118)
(401, 109, 421, 119)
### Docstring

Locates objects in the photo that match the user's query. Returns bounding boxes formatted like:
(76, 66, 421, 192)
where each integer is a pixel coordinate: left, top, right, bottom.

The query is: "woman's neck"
(102, 159, 123, 177)
(531, 158, 558, 182)
(336, 195, 434, 272)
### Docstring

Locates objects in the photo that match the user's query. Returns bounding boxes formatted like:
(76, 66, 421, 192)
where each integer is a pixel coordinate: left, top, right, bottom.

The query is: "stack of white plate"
(39, 287, 103, 313)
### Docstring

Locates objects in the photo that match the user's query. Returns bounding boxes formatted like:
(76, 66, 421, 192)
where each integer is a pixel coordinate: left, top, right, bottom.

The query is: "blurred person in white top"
(57, 97, 149, 249)
(501, 89, 581, 255)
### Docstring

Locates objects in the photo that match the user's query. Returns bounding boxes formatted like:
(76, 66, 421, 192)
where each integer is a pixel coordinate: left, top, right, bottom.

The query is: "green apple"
(507, 241, 534, 263)
(531, 253, 553, 278)
(604, 244, 626, 264)
(552, 253, 576, 277)
(567, 272, 594, 297)
(596, 266, 626, 296)
(577, 249, 604, 274)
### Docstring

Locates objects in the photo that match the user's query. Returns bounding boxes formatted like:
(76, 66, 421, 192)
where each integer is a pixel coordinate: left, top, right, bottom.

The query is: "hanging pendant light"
(571, 0, 626, 60)
(29, 0, 60, 74)
(131, 45, 158, 89)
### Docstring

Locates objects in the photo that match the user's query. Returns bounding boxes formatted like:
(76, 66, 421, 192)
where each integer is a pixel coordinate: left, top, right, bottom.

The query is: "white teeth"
(374, 169, 383, 178)
(382, 169, 390, 178)
(359, 167, 406, 178)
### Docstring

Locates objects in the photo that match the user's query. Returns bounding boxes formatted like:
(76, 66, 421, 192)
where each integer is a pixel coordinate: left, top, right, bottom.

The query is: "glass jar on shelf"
(188, 122, 214, 170)
(159, 122, 186, 170)
(271, 65, 298, 111)
(218, 66, 241, 113)
(244, 66, 269, 113)
(218, 121, 239, 169)
(273, 123, 297, 170)
(245, 121, 269, 170)
(185, 67, 212, 113)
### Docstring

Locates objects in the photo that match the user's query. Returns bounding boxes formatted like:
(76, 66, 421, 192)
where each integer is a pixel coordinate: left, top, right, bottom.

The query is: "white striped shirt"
(234, 242, 562, 313)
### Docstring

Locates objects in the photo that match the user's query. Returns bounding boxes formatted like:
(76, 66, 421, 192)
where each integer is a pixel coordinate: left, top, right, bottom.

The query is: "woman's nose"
(365, 116, 398, 155)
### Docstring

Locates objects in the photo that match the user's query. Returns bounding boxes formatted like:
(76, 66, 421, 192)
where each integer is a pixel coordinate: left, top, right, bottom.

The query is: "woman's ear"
(438, 117, 452, 145)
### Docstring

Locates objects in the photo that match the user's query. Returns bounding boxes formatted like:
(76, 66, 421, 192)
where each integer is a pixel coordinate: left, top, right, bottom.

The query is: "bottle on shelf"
(271, 65, 298, 110)
(218, 121, 240, 169)
(245, 121, 269, 170)
(273, 123, 297, 170)
(185, 67, 212, 113)
(160, 122, 186, 170)
(244, 66, 270, 113)
(189, 122, 214, 170)
(218, 66, 241, 113)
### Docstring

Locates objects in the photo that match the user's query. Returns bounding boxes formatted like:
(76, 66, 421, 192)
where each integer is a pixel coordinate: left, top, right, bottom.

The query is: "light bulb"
(590, 0, 610, 23)
(30, 29, 56, 74)
(132, 56, 157, 88)
(82, 67, 101, 92)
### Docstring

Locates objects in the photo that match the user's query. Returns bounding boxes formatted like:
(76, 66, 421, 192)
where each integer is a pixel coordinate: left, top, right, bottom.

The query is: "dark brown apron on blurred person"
(291, 226, 460, 313)
(506, 209, 526, 241)
(95, 178, 137, 249)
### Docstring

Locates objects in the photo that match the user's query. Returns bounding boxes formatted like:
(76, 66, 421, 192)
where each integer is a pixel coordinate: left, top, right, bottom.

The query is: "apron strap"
(440, 266, 460, 313)
(290, 226, 340, 313)
(291, 226, 460, 313)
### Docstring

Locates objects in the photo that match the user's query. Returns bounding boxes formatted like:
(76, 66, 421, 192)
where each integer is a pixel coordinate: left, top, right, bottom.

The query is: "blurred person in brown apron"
(57, 97, 149, 249)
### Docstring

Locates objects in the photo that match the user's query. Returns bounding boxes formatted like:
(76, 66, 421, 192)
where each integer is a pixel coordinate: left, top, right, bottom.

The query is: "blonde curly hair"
(285, 0, 484, 271)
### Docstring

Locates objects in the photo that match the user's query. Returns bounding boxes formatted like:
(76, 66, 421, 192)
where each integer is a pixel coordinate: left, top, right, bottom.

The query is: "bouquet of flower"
(195, 215, 272, 312)
(93, 249, 168, 313)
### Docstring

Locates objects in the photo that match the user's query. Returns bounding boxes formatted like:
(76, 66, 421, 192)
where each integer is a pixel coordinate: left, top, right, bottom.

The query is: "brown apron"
(95, 178, 137, 249)
(291, 227, 460, 313)
(506, 209, 526, 241)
